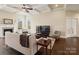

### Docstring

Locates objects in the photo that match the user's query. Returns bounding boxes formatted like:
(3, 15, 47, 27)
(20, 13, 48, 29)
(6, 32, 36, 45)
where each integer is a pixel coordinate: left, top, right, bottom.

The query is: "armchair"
(52, 31, 61, 40)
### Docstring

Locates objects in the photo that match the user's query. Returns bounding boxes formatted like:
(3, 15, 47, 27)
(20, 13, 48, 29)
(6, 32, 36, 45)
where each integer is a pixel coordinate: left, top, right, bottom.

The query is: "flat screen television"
(36, 26, 50, 36)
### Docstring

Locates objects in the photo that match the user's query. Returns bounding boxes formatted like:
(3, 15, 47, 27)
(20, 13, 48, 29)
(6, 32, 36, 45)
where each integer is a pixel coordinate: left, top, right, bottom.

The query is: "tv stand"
(35, 33, 41, 39)
(35, 33, 49, 39)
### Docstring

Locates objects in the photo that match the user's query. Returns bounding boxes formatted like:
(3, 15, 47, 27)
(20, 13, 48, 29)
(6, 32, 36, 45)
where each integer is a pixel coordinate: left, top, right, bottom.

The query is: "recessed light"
(55, 4, 58, 7)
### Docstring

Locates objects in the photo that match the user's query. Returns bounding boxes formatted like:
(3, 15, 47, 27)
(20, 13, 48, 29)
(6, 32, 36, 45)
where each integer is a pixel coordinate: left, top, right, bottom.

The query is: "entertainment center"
(35, 25, 50, 39)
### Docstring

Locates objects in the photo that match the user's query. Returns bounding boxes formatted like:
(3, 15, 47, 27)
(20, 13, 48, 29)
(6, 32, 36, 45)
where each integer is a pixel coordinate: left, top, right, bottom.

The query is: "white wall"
(0, 8, 66, 37)
(0, 10, 16, 37)
(0, 10, 30, 37)
(74, 14, 79, 37)
(0, 10, 16, 24)
(66, 11, 79, 37)
(14, 12, 30, 34)
(30, 9, 66, 37)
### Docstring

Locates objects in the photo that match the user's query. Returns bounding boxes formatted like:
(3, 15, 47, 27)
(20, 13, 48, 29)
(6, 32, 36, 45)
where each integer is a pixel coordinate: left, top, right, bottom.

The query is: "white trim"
(60, 36, 67, 38)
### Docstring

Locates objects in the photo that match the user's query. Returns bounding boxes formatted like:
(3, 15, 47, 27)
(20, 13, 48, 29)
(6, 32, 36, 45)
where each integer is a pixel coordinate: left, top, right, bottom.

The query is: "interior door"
(66, 18, 78, 37)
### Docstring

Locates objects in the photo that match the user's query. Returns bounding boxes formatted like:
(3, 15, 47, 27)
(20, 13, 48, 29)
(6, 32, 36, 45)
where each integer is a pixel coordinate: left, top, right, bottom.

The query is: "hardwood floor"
(36, 37, 79, 55)
(0, 38, 23, 55)
(0, 37, 79, 55)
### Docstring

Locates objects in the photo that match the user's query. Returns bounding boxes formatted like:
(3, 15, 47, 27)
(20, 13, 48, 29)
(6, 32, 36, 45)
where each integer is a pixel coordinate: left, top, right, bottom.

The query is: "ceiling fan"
(6, 4, 40, 13)
(22, 4, 40, 13)
(22, 4, 33, 12)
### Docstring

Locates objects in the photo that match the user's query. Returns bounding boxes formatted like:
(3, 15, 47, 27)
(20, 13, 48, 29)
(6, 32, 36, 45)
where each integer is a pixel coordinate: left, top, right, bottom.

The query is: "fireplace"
(3, 28, 13, 36)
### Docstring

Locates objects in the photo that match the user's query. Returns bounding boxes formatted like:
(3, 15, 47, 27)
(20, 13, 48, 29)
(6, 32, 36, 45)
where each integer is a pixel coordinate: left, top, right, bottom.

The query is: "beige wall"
(0, 10, 16, 37)
(14, 14, 28, 33)
(0, 10, 16, 24)
(30, 9, 66, 37)
(0, 9, 66, 37)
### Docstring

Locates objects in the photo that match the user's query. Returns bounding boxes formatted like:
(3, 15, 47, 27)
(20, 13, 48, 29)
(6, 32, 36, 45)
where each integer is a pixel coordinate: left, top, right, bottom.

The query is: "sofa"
(5, 32, 37, 55)
(5, 32, 55, 55)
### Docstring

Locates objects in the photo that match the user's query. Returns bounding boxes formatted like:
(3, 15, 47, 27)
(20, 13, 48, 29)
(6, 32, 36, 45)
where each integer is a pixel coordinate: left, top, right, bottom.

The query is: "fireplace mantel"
(3, 27, 14, 36)
(0, 25, 14, 37)
(2, 27, 14, 29)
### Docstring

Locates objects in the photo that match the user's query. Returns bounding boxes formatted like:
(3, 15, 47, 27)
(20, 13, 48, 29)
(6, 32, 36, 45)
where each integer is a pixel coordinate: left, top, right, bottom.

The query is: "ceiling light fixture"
(55, 4, 58, 7)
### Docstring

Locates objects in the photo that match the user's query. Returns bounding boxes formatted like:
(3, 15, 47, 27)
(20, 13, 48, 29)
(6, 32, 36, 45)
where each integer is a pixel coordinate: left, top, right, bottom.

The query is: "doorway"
(66, 17, 78, 37)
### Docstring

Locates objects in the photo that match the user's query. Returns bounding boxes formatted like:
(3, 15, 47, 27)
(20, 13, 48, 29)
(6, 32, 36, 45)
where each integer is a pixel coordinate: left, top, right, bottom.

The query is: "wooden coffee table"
(37, 39, 52, 55)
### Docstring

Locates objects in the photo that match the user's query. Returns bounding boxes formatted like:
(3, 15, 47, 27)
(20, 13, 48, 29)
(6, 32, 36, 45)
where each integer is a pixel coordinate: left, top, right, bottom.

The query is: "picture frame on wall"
(18, 21, 22, 29)
(27, 20, 31, 29)
(3, 18, 13, 24)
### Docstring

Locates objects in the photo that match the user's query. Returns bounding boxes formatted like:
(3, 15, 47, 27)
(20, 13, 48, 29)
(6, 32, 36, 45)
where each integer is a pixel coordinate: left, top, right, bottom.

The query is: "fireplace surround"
(3, 28, 13, 36)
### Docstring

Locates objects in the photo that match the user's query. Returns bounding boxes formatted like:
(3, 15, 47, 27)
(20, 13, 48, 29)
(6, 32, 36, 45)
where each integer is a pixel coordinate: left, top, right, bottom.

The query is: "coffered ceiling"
(1, 4, 79, 14)
(0, 4, 65, 14)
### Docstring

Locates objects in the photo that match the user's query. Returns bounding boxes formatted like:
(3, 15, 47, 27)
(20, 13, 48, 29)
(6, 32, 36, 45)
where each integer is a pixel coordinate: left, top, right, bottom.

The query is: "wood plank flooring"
(36, 37, 79, 55)
(0, 37, 79, 55)
(0, 39, 23, 55)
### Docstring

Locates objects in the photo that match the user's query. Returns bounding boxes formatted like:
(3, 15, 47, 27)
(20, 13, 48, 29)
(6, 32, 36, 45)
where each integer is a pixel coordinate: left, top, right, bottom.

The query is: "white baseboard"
(61, 35, 79, 38)
(60, 36, 67, 38)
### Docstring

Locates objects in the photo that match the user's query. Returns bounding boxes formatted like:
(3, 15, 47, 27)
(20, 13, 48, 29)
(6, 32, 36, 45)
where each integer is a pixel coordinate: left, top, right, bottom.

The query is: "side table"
(37, 39, 52, 55)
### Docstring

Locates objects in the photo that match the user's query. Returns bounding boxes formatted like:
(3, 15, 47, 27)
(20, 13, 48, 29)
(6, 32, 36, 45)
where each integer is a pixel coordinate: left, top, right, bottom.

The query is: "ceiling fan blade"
(26, 8, 33, 10)
(23, 4, 26, 6)
(22, 7, 33, 9)
(22, 7, 26, 9)
(22, 4, 33, 10)
(25, 9, 29, 13)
